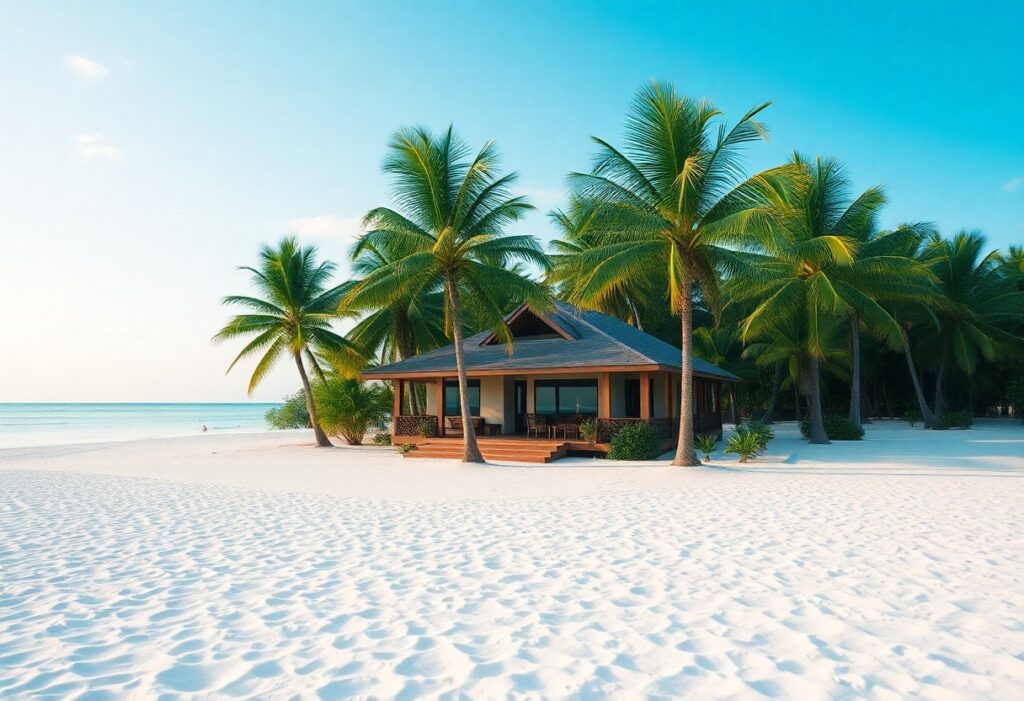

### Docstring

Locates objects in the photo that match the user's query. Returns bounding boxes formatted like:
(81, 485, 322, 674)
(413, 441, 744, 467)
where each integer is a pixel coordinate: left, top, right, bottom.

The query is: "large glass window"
(444, 379, 480, 416)
(534, 379, 597, 416)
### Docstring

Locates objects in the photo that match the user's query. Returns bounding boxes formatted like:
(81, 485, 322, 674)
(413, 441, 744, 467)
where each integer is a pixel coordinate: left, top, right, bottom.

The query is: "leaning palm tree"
(560, 81, 801, 465)
(214, 237, 358, 447)
(345, 126, 550, 463)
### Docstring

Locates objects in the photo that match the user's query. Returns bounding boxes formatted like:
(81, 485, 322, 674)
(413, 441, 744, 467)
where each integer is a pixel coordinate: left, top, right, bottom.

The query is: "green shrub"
(607, 422, 661, 460)
(372, 432, 393, 445)
(397, 442, 417, 455)
(737, 420, 774, 451)
(416, 418, 438, 438)
(312, 377, 393, 445)
(936, 411, 973, 430)
(902, 406, 922, 427)
(578, 418, 596, 443)
(724, 431, 760, 463)
(799, 415, 864, 441)
(265, 391, 310, 429)
(695, 433, 718, 462)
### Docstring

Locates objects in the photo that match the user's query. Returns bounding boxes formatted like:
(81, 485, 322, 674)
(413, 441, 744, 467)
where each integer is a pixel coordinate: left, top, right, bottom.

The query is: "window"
(534, 379, 597, 416)
(623, 378, 654, 418)
(444, 379, 480, 416)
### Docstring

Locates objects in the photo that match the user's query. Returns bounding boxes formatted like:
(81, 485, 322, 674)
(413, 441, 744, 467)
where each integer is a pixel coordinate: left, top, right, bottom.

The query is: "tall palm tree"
(559, 81, 800, 465)
(842, 222, 938, 426)
(918, 230, 1024, 417)
(214, 237, 358, 447)
(732, 154, 918, 443)
(346, 126, 550, 463)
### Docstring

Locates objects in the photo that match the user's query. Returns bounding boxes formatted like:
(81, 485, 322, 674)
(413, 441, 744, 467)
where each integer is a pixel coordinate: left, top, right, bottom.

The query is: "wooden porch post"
(639, 371, 651, 420)
(598, 372, 611, 418)
(393, 380, 402, 436)
(436, 377, 445, 437)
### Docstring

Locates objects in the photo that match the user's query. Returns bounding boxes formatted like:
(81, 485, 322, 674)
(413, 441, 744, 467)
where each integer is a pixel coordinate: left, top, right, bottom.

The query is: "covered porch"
(389, 369, 724, 453)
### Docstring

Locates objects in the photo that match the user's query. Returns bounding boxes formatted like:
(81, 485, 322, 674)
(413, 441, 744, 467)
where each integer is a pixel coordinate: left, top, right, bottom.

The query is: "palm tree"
(548, 203, 655, 329)
(558, 81, 800, 465)
(918, 230, 1024, 418)
(842, 222, 938, 426)
(214, 237, 357, 447)
(732, 154, 920, 443)
(346, 126, 550, 463)
(344, 240, 449, 415)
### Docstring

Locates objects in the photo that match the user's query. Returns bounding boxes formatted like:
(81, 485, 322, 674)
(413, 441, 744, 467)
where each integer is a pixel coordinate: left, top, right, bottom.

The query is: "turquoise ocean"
(0, 403, 281, 449)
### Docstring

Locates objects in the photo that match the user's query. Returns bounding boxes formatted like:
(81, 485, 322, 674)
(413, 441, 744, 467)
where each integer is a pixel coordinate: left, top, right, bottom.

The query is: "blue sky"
(1, 1, 1022, 401)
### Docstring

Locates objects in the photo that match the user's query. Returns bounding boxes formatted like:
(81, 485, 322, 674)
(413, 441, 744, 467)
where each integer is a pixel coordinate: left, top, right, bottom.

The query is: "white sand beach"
(1, 420, 1022, 699)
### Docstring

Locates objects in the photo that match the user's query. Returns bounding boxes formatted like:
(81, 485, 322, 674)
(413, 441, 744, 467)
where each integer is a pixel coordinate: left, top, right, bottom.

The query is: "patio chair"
(526, 413, 549, 438)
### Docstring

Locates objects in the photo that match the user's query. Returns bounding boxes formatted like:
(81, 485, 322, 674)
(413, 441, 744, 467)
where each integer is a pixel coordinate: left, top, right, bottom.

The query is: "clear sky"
(1, 1, 1022, 402)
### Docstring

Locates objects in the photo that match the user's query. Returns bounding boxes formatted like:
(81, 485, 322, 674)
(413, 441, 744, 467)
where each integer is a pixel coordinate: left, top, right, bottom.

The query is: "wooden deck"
(402, 436, 606, 463)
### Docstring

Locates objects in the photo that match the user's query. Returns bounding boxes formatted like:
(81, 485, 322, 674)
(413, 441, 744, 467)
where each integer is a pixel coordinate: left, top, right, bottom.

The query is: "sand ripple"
(1, 469, 1022, 699)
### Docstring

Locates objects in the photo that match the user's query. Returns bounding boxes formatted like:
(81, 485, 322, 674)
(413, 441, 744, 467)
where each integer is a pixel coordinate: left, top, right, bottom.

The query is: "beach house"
(362, 302, 739, 461)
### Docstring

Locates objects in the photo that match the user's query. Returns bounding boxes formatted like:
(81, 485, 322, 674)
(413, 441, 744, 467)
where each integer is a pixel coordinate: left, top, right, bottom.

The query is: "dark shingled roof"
(362, 301, 740, 381)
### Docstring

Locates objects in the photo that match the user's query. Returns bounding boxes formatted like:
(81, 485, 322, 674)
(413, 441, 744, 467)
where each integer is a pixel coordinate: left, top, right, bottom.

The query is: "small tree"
(265, 391, 310, 429)
(312, 377, 393, 445)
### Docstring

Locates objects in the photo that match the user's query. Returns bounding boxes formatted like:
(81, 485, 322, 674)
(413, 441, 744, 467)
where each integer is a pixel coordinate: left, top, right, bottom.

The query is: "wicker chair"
(526, 413, 549, 438)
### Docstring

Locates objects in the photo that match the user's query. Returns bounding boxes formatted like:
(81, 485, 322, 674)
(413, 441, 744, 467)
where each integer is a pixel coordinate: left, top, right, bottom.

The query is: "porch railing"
(393, 414, 439, 437)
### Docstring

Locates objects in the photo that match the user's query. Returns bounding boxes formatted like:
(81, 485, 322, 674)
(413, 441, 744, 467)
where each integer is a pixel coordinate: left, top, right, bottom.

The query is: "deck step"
(405, 440, 568, 463)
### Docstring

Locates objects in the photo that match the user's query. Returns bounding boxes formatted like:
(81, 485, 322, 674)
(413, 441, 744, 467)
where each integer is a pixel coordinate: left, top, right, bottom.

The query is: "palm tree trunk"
(446, 275, 485, 463)
(760, 361, 783, 423)
(728, 385, 738, 426)
(848, 317, 862, 426)
(626, 295, 644, 331)
(294, 351, 332, 447)
(672, 275, 699, 466)
(807, 357, 830, 444)
(933, 344, 949, 420)
(901, 331, 936, 427)
(793, 385, 801, 421)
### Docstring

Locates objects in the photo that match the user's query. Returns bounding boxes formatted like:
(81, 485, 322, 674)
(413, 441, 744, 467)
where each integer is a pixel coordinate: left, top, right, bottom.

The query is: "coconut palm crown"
(345, 126, 551, 462)
(557, 81, 801, 465)
(214, 237, 359, 447)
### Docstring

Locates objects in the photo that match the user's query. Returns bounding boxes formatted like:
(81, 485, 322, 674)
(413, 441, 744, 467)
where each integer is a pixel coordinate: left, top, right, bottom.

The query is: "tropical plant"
(917, 230, 1024, 419)
(732, 154, 923, 443)
(214, 238, 359, 447)
(416, 418, 438, 439)
(265, 391, 310, 430)
(556, 81, 800, 465)
(695, 433, 718, 462)
(345, 127, 550, 463)
(841, 222, 937, 426)
(372, 431, 393, 445)
(578, 417, 597, 443)
(903, 406, 922, 427)
(397, 442, 417, 455)
(799, 415, 864, 440)
(737, 420, 774, 451)
(607, 421, 661, 460)
(312, 377, 393, 445)
(724, 430, 760, 463)
(548, 203, 655, 329)
(935, 410, 973, 430)
(344, 241, 450, 415)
